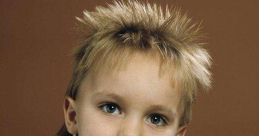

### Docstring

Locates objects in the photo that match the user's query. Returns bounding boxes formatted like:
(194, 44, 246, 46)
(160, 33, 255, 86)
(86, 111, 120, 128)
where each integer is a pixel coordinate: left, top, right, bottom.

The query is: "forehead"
(78, 51, 182, 115)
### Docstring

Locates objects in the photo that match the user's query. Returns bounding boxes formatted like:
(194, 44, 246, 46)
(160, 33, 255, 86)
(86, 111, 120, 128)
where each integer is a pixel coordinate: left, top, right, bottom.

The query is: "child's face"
(65, 53, 187, 136)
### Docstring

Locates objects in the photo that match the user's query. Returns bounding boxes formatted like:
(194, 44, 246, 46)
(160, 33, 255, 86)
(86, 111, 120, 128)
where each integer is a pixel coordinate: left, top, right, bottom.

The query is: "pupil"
(151, 115, 160, 124)
(107, 104, 116, 112)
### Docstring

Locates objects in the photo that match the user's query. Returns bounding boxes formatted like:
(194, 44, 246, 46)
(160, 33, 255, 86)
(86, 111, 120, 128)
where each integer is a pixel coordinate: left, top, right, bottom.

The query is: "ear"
(177, 125, 188, 136)
(63, 97, 78, 134)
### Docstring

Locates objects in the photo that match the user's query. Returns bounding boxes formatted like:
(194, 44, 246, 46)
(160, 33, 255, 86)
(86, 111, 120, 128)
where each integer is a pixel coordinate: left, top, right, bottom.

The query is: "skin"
(64, 52, 187, 136)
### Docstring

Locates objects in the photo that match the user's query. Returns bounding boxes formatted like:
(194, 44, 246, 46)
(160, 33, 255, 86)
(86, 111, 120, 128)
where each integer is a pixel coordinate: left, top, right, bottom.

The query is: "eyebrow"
(92, 91, 177, 117)
(92, 91, 125, 104)
(146, 105, 177, 118)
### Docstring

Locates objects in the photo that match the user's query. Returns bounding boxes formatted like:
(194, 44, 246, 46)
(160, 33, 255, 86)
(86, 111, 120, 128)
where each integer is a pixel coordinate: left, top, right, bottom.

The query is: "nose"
(117, 115, 143, 136)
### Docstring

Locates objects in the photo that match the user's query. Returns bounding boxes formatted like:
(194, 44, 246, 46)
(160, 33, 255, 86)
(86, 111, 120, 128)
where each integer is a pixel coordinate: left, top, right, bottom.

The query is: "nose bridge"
(117, 114, 143, 136)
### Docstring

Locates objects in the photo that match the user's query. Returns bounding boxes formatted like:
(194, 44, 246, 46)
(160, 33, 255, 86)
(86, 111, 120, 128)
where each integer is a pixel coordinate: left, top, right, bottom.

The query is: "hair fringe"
(76, 0, 212, 94)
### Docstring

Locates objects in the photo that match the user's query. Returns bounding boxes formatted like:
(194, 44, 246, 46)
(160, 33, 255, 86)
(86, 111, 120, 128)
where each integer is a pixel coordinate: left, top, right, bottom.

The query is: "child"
(57, 1, 212, 136)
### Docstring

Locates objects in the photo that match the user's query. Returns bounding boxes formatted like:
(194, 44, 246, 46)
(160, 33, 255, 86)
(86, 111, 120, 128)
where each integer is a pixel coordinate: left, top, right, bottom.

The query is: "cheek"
(143, 118, 179, 136)
(144, 126, 178, 136)
(77, 105, 119, 136)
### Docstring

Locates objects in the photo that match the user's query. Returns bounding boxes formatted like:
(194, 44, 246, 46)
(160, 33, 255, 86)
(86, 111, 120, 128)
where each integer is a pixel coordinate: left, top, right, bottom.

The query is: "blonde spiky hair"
(59, 1, 212, 134)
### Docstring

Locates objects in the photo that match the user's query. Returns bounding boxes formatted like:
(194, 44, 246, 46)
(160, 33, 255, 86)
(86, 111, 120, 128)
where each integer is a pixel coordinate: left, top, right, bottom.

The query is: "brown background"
(1, 0, 258, 136)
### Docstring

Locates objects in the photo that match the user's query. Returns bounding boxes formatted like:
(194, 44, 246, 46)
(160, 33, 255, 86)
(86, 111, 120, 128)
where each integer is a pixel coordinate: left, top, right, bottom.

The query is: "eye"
(147, 113, 168, 127)
(98, 102, 121, 115)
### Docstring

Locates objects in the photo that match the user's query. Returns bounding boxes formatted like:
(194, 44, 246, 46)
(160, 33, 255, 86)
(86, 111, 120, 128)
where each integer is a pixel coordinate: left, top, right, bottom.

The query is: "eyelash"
(98, 102, 169, 126)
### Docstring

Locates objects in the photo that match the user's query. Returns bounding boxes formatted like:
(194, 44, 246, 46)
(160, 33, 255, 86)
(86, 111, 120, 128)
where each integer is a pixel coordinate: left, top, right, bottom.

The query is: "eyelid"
(98, 101, 120, 108)
(98, 101, 116, 106)
(156, 114, 169, 123)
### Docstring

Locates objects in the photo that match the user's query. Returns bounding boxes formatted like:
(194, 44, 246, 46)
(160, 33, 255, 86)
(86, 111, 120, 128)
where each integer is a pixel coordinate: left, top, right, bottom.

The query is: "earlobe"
(177, 125, 188, 136)
(63, 97, 78, 134)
